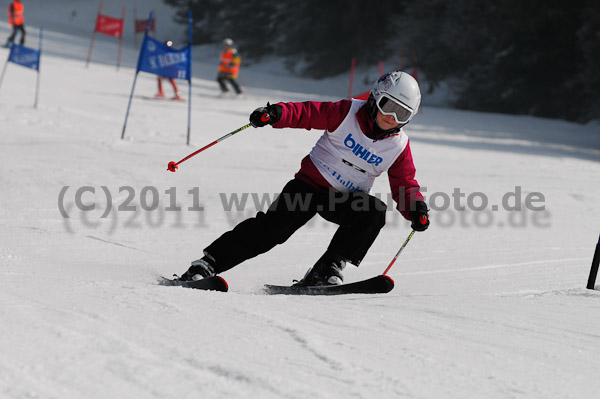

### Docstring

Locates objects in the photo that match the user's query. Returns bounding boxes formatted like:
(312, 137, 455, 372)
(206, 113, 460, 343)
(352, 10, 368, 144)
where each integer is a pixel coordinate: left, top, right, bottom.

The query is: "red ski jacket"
(272, 99, 425, 220)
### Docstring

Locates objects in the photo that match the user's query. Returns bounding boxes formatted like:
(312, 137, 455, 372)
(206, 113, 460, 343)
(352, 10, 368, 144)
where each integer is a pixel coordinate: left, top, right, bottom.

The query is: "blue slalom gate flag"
(122, 11, 194, 144)
(8, 44, 41, 71)
(0, 28, 43, 108)
(137, 36, 191, 80)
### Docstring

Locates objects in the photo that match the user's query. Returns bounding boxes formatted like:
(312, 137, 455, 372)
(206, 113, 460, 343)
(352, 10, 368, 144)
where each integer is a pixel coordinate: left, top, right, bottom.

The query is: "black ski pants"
(205, 178, 387, 273)
(216, 72, 242, 94)
(7, 24, 25, 45)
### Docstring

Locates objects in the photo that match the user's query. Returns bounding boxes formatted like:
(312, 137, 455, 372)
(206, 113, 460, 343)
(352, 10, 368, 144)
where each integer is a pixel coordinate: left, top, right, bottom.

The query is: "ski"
(160, 276, 228, 292)
(264, 275, 394, 296)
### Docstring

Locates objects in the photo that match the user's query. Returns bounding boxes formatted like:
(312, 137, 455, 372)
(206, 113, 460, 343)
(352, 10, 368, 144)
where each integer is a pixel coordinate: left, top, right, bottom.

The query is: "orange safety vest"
(218, 48, 241, 78)
(8, 1, 24, 26)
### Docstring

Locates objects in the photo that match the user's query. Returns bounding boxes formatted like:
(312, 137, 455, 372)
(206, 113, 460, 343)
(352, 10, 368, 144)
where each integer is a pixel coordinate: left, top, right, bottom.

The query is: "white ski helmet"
(223, 38, 234, 47)
(370, 71, 421, 124)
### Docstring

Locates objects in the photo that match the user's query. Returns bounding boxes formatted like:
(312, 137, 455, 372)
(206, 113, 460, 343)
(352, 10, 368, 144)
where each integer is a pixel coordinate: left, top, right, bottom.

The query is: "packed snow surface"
(1, 1, 600, 398)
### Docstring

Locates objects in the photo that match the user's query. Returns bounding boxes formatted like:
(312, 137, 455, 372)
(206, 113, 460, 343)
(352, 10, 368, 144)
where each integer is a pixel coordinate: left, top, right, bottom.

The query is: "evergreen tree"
(163, 0, 599, 122)
(400, 0, 594, 122)
(278, 0, 406, 78)
(163, 0, 227, 44)
(576, 0, 600, 121)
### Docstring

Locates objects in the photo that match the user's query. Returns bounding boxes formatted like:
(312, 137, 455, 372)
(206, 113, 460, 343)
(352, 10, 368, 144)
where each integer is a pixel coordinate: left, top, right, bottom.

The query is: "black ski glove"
(249, 102, 282, 127)
(409, 201, 430, 232)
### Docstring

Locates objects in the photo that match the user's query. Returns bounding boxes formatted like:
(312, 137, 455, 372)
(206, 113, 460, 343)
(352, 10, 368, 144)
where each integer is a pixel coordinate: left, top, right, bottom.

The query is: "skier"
(5, 0, 25, 48)
(216, 38, 243, 98)
(155, 40, 183, 100)
(178, 71, 429, 286)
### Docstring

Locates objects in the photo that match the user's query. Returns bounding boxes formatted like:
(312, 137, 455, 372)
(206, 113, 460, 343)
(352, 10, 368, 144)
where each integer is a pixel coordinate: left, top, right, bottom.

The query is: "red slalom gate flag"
(86, 2, 126, 69)
(135, 17, 155, 34)
(95, 14, 124, 38)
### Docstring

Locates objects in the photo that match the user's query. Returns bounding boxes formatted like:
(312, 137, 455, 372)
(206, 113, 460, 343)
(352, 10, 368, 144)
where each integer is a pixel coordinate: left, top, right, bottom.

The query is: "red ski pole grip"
(260, 113, 271, 123)
(420, 215, 428, 225)
(167, 161, 178, 172)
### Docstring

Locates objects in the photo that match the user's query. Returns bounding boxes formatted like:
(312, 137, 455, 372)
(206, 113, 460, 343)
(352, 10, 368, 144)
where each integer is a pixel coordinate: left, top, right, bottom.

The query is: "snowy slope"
(1, 2, 600, 399)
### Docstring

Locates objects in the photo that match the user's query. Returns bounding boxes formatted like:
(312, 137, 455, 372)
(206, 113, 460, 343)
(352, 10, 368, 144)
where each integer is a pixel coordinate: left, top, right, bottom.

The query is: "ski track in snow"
(1, 2, 600, 398)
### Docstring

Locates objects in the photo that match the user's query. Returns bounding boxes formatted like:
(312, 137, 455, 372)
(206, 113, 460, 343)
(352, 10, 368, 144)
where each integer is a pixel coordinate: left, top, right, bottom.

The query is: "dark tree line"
(164, 0, 600, 123)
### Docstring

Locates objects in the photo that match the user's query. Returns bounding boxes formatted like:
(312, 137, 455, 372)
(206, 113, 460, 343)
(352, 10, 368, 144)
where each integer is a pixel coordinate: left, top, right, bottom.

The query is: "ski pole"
(382, 215, 427, 276)
(167, 123, 252, 172)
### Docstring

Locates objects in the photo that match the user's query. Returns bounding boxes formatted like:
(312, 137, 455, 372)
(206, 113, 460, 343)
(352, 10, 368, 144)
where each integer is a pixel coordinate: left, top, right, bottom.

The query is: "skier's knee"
(351, 194, 386, 228)
(370, 202, 387, 229)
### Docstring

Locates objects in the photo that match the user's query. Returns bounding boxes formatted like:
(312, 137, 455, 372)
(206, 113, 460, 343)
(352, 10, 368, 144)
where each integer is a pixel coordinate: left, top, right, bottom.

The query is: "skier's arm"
(8, 4, 14, 26)
(387, 140, 425, 220)
(272, 100, 352, 131)
(231, 51, 240, 67)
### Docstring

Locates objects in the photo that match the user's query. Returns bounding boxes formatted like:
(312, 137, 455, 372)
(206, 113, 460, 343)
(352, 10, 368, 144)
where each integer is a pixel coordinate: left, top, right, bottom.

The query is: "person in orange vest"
(217, 38, 243, 98)
(5, 0, 25, 48)
(155, 40, 183, 101)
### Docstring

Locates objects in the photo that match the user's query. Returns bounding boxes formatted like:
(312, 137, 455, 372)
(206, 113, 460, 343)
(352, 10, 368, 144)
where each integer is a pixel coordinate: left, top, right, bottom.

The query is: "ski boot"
(296, 252, 346, 286)
(155, 91, 165, 98)
(178, 254, 217, 281)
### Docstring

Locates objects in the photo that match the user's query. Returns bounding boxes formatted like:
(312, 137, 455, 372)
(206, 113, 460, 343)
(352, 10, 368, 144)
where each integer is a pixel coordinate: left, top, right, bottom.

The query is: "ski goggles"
(376, 95, 414, 124)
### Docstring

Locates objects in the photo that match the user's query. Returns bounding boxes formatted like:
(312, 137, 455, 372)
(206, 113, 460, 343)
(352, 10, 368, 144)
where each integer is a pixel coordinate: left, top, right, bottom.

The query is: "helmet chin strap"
(373, 114, 407, 139)
(373, 123, 403, 140)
